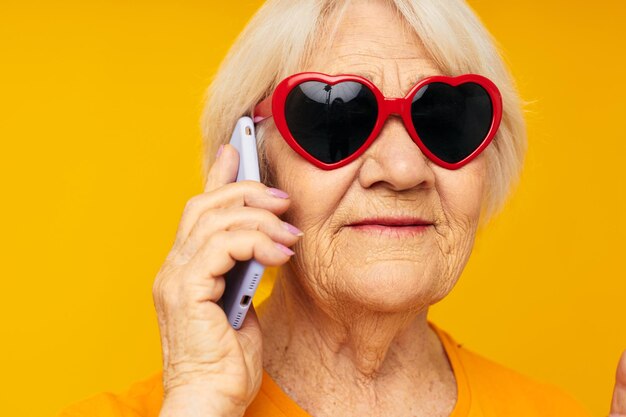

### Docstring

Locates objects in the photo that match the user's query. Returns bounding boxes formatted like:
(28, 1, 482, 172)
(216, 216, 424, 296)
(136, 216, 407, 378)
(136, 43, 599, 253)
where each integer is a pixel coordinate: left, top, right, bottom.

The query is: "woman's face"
(265, 0, 487, 313)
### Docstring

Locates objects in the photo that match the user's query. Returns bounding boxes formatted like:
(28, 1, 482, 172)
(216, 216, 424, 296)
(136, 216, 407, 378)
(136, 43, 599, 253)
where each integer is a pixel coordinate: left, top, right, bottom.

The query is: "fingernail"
(267, 187, 289, 199)
(275, 243, 295, 256)
(216, 144, 224, 158)
(283, 222, 303, 236)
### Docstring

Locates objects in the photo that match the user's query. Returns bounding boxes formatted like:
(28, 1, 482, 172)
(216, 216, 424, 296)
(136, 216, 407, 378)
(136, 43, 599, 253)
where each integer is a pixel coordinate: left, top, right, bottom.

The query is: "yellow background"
(1, 1, 624, 416)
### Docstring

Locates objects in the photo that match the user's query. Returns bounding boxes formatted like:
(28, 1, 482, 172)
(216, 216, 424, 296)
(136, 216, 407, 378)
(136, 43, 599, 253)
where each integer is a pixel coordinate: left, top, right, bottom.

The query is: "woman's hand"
(153, 144, 301, 417)
(609, 350, 626, 417)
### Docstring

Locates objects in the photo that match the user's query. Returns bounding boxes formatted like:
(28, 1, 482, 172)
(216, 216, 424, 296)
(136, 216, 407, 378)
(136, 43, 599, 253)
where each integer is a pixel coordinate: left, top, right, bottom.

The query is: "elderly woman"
(59, 0, 626, 416)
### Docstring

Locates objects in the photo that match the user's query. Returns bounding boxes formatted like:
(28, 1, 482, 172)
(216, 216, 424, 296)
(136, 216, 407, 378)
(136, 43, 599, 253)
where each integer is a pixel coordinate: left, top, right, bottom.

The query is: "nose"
(357, 114, 435, 192)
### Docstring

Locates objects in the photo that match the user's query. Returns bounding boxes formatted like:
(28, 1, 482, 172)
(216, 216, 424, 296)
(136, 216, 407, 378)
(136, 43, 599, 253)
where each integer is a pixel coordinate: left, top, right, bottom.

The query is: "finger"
(204, 144, 240, 193)
(183, 230, 294, 291)
(174, 182, 291, 249)
(176, 206, 302, 262)
(610, 349, 626, 416)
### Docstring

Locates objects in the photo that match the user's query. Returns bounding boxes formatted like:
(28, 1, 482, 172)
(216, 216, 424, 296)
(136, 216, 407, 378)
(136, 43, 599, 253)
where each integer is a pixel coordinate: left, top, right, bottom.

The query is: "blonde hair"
(200, 0, 527, 227)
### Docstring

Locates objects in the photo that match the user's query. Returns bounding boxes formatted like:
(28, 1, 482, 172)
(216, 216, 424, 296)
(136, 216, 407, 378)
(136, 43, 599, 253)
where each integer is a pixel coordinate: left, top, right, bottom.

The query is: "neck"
(258, 265, 456, 416)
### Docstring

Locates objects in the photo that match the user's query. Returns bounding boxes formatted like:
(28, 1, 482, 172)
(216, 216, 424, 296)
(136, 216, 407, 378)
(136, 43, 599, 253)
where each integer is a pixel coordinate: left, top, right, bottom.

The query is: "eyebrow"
(349, 69, 378, 81)
(332, 69, 428, 92)
(406, 73, 428, 86)
(327, 69, 377, 82)
(334, 69, 426, 81)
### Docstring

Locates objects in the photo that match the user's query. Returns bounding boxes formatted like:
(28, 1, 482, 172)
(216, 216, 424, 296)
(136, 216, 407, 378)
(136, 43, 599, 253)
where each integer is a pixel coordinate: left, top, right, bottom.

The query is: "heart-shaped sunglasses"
(253, 72, 502, 170)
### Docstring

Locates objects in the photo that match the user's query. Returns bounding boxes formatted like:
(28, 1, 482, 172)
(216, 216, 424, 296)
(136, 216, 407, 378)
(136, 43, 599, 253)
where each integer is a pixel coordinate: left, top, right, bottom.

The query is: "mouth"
(345, 217, 434, 236)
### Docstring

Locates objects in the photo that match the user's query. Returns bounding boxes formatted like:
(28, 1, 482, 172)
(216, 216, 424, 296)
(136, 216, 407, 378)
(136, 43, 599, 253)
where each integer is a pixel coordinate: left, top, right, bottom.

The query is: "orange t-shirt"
(57, 322, 592, 417)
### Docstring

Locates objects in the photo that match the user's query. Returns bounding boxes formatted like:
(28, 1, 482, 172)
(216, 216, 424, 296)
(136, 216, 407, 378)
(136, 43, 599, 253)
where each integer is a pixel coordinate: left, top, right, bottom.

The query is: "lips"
(347, 217, 434, 227)
(345, 218, 433, 237)
(345, 218, 434, 237)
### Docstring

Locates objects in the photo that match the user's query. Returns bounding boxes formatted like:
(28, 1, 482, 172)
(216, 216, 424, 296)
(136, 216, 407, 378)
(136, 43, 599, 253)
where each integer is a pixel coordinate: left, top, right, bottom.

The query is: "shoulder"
(56, 372, 163, 417)
(431, 323, 593, 417)
(459, 346, 591, 416)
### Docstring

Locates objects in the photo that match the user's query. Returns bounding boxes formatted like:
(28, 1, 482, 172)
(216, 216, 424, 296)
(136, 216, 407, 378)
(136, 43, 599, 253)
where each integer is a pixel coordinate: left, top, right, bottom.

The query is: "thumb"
(203, 143, 240, 193)
(609, 349, 626, 416)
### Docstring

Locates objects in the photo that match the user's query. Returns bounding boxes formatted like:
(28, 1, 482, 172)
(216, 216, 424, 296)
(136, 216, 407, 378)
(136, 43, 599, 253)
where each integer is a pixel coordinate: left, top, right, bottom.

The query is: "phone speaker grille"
(248, 273, 260, 291)
(233, 311, 243, 327)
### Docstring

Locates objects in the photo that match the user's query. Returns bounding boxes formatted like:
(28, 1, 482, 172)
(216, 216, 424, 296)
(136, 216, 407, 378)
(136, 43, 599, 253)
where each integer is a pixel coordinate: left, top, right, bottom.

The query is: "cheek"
(430, 159, 486, 276)
(265, 132, 365, 296)
(436, 161, 486, 226)
(265, 131, 354, 238)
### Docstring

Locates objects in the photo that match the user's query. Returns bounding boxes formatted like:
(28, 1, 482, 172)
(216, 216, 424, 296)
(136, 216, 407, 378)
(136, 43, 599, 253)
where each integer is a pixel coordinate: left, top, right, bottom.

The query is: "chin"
(340, 261, 455, 314)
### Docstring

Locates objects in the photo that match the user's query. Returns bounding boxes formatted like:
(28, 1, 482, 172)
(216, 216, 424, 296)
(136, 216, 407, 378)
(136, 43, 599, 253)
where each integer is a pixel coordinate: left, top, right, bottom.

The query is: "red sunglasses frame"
(252, 72, 503, 170)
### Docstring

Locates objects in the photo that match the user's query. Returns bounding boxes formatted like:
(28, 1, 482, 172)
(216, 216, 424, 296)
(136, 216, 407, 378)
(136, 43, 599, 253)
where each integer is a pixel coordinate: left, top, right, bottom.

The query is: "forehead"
(306, 0, 441, 90)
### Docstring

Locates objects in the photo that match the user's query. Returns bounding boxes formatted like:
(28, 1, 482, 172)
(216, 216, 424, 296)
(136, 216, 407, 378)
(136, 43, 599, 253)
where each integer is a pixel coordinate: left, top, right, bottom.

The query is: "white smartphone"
(220, 116, 266, 329)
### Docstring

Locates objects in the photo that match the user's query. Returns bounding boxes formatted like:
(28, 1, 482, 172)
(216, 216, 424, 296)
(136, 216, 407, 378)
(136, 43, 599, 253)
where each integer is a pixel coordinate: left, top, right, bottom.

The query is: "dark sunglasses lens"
(411, 82, 493, 164)
(284, 81, 377, 164)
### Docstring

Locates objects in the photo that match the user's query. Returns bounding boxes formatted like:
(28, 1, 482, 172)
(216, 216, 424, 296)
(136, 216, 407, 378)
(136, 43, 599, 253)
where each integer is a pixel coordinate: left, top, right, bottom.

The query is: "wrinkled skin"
(257, 1, 483, 416)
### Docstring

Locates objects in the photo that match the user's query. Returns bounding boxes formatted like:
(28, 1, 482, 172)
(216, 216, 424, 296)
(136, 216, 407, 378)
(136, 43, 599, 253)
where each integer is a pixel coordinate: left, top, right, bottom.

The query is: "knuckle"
(247, 229, 266, 242)
(160, 279, 182, 309)
(254, 231, 274, 252)
(199, 275, 220, 294)
(248, 207, 276, 227)
(257, 207, 276, 223)
(237, 207, 265, 230)
(188, 275, 225, 302)
(257, 242, 279, 262)
(206, 230, 229, 249)
(197, 208, 220, 230)
(235, 180, 265, 197)
(183, 194, 204, 214)
(152, 267, 170, 300)
(230, 230, 260, 257)
(151, 277, 162, 301)
(153, 275, 173, 305)
(237, 179, 262, 189)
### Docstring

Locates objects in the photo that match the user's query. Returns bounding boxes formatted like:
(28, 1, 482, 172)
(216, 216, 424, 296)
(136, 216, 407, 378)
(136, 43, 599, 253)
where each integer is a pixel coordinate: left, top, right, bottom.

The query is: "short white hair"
(200, 0, 527, 227)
